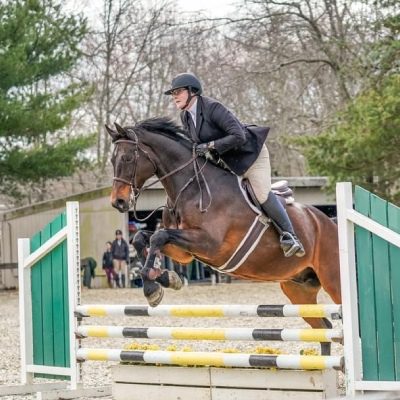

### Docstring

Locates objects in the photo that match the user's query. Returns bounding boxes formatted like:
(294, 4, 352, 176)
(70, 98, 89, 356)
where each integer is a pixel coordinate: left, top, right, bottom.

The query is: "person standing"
(102, 241, 119, 288)
(111, 229, 130, 287)
(81, 257, 97, 289)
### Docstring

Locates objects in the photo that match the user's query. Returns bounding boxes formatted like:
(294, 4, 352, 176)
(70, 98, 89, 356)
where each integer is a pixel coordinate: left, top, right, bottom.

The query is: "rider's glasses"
(171, 87, 187, 96)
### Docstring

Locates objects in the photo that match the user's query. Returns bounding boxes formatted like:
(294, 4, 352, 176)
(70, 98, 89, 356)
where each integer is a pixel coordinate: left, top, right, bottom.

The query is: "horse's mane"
(126, 117, 193, 149)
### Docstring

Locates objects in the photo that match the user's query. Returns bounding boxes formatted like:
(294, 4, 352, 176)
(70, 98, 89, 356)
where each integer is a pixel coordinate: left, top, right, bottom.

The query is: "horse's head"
(106, 123, 157, 213)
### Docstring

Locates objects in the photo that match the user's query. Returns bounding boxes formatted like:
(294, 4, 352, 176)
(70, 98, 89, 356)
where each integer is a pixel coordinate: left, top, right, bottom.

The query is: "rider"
(164, 72, 305, 257)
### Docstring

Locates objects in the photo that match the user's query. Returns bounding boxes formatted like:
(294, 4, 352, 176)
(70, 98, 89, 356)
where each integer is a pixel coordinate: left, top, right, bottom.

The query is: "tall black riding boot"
(261, 192, 305, 257)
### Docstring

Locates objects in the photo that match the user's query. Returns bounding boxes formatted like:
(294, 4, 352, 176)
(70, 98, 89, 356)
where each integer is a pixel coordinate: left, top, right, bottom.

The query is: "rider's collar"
(187, 98, 198, 125)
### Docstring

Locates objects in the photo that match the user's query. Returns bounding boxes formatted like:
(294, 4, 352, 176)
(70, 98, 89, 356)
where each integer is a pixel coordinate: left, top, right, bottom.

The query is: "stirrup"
(280, 232, 305, 258)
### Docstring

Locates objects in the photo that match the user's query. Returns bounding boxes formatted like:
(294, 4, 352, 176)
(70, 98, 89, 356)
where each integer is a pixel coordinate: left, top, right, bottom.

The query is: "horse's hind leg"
(280, 280, 333, 355)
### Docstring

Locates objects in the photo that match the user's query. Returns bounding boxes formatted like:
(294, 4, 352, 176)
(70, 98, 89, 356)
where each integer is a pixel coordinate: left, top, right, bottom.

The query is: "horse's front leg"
(132, 230, 153, 265)
(131, 230, 178, 305)
(141, 228, 216, 307)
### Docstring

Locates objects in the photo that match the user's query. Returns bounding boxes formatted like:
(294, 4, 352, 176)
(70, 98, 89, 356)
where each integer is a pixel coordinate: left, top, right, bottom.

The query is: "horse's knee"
(149, 229, 170, 248)
(133, 231, 150, 252)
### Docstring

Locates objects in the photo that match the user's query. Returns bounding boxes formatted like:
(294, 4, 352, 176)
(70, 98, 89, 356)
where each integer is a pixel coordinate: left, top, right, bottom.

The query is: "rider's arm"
(209, 102, 246, 154)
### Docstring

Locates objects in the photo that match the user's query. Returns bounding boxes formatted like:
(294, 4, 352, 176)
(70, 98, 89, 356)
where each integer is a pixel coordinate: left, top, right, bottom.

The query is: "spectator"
(111, 229, 129, 288)
(81, 257, 97, 289)
(102, 241, 119, 288)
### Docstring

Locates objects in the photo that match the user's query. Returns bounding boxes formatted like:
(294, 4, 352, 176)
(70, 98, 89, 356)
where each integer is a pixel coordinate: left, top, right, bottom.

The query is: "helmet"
(164, 73, 202, 95)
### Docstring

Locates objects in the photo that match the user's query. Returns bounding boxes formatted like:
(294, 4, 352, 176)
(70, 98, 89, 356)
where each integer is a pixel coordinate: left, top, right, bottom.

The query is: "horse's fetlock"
(140, 267, 150, 280)
(156, 270, 170, 287)
(156, 270, 183, 290)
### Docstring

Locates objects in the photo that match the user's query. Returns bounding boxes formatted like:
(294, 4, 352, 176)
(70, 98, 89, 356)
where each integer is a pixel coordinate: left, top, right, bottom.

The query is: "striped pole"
(76, 349, 343, 370)
(75, 304, 342, 319)
(76, 326, 343, 343)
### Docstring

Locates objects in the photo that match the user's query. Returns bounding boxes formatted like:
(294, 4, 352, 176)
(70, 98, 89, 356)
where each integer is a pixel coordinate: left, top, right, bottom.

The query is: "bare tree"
(82, 0, 176, 178)
(204, 0, 385, 175)
(14, 0, 391, 207)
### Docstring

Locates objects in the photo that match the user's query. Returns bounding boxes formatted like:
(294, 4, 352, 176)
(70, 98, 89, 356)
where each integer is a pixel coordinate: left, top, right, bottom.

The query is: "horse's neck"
(145, 135, 237, 206)
(149, 139, 196, 201)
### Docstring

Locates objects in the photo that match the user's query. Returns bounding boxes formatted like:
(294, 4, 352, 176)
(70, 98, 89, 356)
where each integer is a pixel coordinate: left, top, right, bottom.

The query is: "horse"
(106, 118, 341, 355)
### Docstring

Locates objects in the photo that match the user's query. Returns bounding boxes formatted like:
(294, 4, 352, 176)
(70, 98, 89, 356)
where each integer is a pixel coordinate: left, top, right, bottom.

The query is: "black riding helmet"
(164, 73, 203, 95)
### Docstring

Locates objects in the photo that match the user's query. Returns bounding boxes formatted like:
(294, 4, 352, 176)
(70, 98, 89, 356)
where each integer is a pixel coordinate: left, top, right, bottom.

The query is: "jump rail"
(76, 349, 344, 370)
(75, 303, 342, 319)
(76, 325, 343, 342)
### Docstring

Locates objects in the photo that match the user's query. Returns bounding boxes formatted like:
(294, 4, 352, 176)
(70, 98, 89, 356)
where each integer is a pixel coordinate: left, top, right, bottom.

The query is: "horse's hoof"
(143, 281, 164, 307)
(156, 270, 183, 290)
(147, 288, 164, 307)
(167, 270, 183, 290)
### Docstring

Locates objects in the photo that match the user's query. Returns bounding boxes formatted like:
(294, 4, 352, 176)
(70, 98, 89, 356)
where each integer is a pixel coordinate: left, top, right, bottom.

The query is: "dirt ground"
(0, 281, 343, 399)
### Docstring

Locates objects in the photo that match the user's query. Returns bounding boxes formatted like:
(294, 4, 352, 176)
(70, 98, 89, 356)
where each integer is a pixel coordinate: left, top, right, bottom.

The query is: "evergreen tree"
(294, 75, 400, 201)
(0, 0, 92, 204)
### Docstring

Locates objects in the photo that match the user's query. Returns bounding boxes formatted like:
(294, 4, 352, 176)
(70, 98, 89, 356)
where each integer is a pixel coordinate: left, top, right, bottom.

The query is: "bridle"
(112, 129, 212, 221)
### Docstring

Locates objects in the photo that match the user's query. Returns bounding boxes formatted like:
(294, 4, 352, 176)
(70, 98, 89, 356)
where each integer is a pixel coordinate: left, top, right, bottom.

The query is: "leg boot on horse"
(134, 230, 183, 307)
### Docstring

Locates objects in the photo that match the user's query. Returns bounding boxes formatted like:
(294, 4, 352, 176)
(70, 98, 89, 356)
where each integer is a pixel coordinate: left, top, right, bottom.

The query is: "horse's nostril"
(112, 198, 127, 212)
(116, 198, 126, 209)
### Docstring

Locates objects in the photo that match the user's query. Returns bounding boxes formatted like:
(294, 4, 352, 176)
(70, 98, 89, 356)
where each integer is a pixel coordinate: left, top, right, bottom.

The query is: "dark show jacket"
(180, 96, 270, 175)
(111, 239, 129, 262)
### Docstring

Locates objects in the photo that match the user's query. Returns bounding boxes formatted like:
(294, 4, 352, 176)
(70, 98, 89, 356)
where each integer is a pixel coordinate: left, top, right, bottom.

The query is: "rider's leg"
(262, 191, 305, 257)
(242, 145, 305, 257)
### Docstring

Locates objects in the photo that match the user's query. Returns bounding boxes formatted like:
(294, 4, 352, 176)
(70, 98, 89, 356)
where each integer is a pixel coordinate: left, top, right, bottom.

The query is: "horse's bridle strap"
(113, 133, 212, 221)
(113, 139, 198, 189)
(140, 154, 198, 191)
(113, 177, 133, 185)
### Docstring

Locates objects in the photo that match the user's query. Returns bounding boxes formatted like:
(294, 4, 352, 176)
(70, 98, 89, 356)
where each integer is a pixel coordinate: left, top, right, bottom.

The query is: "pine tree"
(0, 0, 92, 205)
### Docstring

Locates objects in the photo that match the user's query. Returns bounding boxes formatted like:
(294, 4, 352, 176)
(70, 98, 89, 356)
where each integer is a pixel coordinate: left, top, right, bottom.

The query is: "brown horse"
(106, 118, 341, 355)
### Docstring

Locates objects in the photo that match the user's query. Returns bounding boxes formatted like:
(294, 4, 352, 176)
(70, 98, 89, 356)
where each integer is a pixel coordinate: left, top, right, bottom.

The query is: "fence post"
(336, 182, 362, 396)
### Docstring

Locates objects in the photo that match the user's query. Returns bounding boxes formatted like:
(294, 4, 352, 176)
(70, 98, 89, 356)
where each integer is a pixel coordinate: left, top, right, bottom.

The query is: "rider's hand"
(195, 141, 215, 156)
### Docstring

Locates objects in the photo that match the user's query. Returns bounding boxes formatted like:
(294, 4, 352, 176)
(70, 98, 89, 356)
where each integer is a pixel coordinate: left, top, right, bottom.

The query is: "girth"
(211, 213, 269, 274)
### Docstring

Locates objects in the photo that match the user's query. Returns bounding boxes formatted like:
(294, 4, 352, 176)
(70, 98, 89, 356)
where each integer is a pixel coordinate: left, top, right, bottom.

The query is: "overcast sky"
(65, 0, 237, 21)
(177, 0, 236, 16)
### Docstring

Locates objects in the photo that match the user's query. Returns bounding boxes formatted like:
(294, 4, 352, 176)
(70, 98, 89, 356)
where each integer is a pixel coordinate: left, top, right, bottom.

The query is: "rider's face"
(171, 88, 193, 110)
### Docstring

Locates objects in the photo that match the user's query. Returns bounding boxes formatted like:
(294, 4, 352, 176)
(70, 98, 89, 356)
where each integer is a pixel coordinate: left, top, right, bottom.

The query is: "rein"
(113, 131, 212, 222)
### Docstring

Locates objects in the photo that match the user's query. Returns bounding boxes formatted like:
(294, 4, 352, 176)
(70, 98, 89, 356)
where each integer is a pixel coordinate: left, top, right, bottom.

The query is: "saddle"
(242, 179, 295, 210)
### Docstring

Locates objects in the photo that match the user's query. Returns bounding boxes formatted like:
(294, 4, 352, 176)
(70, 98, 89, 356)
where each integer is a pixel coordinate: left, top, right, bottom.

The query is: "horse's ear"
(114, 122, 127, 136)
(105, 125, 118, 141)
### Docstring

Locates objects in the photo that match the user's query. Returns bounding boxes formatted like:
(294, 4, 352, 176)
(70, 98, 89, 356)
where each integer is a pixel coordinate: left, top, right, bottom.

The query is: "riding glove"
(195, 141, 215, 156)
